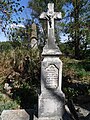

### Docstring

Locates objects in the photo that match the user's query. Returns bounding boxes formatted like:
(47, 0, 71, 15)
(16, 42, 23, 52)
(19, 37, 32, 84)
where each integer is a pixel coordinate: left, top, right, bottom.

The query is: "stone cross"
(40, 3, 62, 38)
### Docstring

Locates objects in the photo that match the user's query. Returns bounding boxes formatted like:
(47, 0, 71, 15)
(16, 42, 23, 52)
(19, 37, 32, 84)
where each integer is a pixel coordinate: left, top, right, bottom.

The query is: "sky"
(0, 0, 30, 42)
(12, 0, 32, 22)
(0, 0, 68, 42)
(0, 29, 7, 41)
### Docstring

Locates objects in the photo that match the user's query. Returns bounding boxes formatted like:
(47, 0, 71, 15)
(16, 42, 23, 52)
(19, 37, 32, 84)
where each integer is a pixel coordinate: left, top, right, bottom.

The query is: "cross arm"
(40, 12, 47, 19)
(54, 12, 62, 20)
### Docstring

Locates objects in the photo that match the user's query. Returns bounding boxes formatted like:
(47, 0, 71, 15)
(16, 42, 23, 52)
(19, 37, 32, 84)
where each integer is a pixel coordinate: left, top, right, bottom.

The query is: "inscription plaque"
(46, 65, 58, 89)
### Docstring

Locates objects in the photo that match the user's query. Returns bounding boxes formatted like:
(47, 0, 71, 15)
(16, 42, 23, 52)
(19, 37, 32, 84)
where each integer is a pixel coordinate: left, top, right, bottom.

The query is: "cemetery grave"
(0, 2, 90, 120)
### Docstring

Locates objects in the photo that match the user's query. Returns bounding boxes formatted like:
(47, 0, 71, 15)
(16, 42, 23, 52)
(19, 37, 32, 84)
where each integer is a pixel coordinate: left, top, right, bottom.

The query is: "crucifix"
(40, 3, 62, 40)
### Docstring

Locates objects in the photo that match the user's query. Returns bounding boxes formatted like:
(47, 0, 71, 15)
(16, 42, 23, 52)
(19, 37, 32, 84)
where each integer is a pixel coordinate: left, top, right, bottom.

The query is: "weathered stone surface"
(1, 109, 32, 120)
(38, 3, 65, 120)
(31, 23, 37, 39)
(0, 116, 1, 120)
(0, 107, 90, 120)
(41, 57, 63, 90)
(31, 23, 38, 48)
(38, 56, 65, 119)
(42, 29, 62, 56)
(34, 116, 62, 120)
(40, 3, 62, 40)
(45, 64, 58, 89)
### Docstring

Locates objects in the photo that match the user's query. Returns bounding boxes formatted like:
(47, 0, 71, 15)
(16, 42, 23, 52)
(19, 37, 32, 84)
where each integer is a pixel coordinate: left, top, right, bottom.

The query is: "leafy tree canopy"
(0, 0, 24, 34)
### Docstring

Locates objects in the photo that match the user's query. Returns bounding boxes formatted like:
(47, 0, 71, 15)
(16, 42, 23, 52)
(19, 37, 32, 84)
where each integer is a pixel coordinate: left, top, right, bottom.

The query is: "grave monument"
(35, 3, 65, 120)
(31, 23, 38, 48)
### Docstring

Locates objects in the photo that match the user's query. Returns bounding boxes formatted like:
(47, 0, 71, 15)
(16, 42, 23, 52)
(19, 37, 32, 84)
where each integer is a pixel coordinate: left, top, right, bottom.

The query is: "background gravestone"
(31, 23, 38, 48)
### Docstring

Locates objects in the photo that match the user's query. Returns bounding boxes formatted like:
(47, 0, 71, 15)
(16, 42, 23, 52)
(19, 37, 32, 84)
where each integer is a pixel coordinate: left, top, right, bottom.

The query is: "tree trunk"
(74, 30, 80, 59)
(73, 0, 80, 59)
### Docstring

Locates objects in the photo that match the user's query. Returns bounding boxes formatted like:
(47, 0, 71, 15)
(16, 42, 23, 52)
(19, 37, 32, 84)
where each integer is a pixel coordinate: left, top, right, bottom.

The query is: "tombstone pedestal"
(35, 55, 65, 120)
(34, 116, 63, 120)
(38, 91, 65, 119)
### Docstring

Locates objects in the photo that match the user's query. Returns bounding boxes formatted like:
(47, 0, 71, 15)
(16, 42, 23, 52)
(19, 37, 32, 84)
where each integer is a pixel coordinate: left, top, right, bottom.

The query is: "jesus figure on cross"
(40, 3, 62, 39)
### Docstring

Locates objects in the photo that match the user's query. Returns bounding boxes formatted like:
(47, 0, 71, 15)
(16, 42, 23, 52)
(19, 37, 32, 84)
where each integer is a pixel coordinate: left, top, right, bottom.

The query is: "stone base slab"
(1, 109, 33, 120)
(34, 116, 62, 120)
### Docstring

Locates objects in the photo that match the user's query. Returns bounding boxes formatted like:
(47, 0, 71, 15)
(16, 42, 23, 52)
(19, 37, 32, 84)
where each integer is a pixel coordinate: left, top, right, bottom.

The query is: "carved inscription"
(46, 65, 58, 89)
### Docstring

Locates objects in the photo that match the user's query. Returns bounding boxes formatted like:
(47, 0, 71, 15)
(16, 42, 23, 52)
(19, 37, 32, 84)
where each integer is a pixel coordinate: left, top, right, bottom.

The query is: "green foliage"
(63, 87, 79, 98)
(64, 0, 90, 59)
(62, 57, 90, 83)
(0, 41, 13, 52)
(0, 93, 19, 114)
(63, 82, 90, 100)
(62, 56, 90, 100)
(11, 48, 40, 109)
(76, 69, 87, 78)
(59, 42, 74, 56)
(0, 44, 89, 111)
(0, 46, 40, 110)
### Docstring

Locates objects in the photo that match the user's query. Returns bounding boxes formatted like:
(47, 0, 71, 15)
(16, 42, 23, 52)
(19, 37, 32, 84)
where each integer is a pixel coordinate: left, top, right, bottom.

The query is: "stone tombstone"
(31, 23, 38, 48)
(35, 3, 65, 120)
(1, 110, 32, 120)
